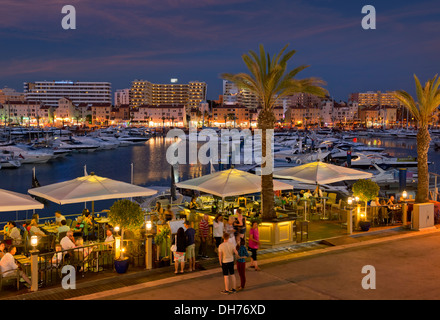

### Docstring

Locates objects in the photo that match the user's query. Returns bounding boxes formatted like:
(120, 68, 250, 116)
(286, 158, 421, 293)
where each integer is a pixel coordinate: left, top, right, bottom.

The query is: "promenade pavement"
(3, 225, 439, 300)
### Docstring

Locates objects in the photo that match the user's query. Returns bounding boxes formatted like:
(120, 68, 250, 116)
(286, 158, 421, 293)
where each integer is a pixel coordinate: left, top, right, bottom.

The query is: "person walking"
(248, 221, 261, 271)
(236, 237, 249, 291)
(213, 214, 224, 254)
(172, 227, 187, 274)
(233, 208, 246, 244)
(218, 232, 239, 294)
(198, 214, 209, 258)
(184, 220, 196, 272)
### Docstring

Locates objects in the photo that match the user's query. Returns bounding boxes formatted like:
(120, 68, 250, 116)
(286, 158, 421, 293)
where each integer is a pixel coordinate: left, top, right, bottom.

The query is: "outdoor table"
(310, 196, 329, 220)
(387, 204, 402, 225)
(95, 217, 110, 240)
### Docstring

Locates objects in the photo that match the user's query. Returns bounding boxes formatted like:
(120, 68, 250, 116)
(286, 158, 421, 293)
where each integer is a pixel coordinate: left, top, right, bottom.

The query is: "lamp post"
(145, 215, 153, 270)
(402, 190, 408, 228)
(30, 236, 39, 292)
(114, 226, 121, 260)
(347, 197, 353, 235)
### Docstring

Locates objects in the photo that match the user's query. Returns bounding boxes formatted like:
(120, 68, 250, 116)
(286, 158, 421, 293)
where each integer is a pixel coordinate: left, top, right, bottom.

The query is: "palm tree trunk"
(259, 109, 276, 221)
(416, 124, 430, 203)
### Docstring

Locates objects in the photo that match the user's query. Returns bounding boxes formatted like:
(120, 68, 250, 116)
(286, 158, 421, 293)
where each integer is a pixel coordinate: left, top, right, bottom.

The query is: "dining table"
(94, 217, 110, 240)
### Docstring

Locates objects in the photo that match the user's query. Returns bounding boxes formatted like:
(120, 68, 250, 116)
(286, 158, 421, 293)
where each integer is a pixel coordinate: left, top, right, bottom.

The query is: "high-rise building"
(130, 80, 207, 110)
(114, 89, 130, 107)
(0, 88, 25, 103)
(24, 81, 112, 107)
(349, 91, 401, 107)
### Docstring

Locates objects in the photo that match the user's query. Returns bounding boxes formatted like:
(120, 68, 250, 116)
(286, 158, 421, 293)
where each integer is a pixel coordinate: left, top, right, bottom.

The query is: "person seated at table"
(51, 244, 64, 266)
(370, 197, 380, 207)
(55, 211, 66, 226)
(57, 220, 71, 237)
(0, 242, 6, 259)
(82, 209, 93, 226)
(0, 245, 31, 288)
(73, 216, 88, 237)
(3, 221, 13, 238)
(313, 186, 323, 198)
(60, 231, 76, 251)
(32, 213, 39, 224)
(164, 205, 175, 221)
(25, 220, 32, 233)
(104, 229, 114, 247)
(29, 219, 46, 240)
(9, 222, 22, 246)
(386, 195, 397, 206)
(303, 190, 312, 199)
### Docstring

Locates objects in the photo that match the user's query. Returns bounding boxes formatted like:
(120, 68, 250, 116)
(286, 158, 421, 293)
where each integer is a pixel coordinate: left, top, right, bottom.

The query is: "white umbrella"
(28, 173, 157, 205)
(176, 168, 293, 198)
(272, 161, 372, 184)
(0, 189, 44, 212)
(272, 161, 372, 220)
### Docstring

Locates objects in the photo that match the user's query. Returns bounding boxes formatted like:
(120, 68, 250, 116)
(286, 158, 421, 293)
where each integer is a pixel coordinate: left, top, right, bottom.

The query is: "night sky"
(1, 0, 440, 101)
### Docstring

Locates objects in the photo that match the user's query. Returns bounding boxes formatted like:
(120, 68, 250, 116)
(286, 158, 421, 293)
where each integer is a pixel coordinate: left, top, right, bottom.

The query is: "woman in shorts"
(173, 227, 187, 274)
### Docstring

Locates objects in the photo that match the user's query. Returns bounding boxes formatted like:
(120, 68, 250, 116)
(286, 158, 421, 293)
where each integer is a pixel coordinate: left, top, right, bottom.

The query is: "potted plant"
(154, 226, 171, 267)
(352, 179, 380, 231)
(108, 199, 145, 274)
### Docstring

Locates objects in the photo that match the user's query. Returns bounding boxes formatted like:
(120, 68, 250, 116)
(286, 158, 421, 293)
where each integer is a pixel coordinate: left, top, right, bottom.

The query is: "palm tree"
(222, 44, 327, 220)
(393, 74, 440, 203)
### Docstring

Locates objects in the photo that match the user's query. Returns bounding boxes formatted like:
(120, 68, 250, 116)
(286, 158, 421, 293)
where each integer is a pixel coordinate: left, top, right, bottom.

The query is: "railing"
(34, 242, 115, 288)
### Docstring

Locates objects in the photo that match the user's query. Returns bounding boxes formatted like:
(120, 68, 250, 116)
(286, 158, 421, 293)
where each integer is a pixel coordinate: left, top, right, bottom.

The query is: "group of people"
(171, 208, 261, 295)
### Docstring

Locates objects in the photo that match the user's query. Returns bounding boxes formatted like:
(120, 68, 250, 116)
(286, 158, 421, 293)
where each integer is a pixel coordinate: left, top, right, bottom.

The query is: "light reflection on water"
(1, 135, 440, 222)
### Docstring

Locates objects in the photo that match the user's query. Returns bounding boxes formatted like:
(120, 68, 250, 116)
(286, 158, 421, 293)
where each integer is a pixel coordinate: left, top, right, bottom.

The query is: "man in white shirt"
(104, 229, 114, 248)
(60, 231, 76, 251)
(0, 246, 31, 287)
(55, 211, 66, 226)
(218, 232, 239, 294)
(9, 222, 22, 246)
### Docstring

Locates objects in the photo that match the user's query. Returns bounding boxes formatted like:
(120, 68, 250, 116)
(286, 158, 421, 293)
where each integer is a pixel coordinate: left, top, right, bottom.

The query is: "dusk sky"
(1, 0, 440, 101)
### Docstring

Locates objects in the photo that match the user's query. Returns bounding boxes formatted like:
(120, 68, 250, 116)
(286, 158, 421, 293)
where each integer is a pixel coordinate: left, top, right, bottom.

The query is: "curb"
(68, 227, 440, 300)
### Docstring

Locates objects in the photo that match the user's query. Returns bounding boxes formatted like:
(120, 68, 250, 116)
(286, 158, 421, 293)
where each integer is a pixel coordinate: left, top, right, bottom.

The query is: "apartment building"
(132, 105, 186, 127)
(24, 81, 112, 107)
(130, 80, 206, 111)
(0, 88, 25, 103)
(349, 91, 401, 107)
(0, 100, 43, 124)
(114, 89, 130, 107)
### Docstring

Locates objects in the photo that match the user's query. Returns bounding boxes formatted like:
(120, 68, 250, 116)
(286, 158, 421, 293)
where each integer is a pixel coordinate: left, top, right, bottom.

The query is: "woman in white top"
(225, 216, 236, 247)
(213, 214, 224, 253)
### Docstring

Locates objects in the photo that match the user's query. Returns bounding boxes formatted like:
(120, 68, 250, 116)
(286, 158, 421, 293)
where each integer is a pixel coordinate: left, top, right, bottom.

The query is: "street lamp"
(30, 235, 38, 250)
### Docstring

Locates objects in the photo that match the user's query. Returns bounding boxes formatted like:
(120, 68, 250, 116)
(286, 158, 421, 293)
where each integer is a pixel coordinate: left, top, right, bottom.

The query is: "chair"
(71, 220, 78, 229)
(0, 269, 20, 291)
(326, 193, 337, 210)
(65, 219, 72, 227)
(331, 199, 343, 220)
(58, 231, 68, 242)
(296, 221, 309, 243)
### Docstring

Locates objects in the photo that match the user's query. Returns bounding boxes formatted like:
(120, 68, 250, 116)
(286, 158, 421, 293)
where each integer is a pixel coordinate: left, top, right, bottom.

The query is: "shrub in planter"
(352, 179, 380, 230)
(108, 199, 145, 273)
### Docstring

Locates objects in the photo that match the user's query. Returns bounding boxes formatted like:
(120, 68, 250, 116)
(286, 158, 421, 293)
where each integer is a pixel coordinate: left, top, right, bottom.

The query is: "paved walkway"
(2, 225, 438, 300)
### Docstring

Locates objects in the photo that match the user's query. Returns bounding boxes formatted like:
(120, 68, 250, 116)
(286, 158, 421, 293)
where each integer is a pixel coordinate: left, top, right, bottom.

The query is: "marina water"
(1, 135, 440, 224)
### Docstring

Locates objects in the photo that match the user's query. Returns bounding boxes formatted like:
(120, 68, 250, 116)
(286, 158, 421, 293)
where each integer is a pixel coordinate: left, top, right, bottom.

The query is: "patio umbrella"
(0, 189, 44, 212)
(272, 161, 372, 185)
(170, 165, 177, 202)
(272, 161, 372, 219)
(176, 168, 293, 198)
(28, 172, 157, 206)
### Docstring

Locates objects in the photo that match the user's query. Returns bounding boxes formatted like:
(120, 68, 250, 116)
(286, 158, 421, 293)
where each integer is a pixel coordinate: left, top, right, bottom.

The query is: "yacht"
(341, 153, 422, 169)
(0, 145, 53, 164)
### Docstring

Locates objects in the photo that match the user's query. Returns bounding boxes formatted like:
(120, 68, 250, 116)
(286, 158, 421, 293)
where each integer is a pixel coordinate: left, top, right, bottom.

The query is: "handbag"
(171, 235, 177, 252)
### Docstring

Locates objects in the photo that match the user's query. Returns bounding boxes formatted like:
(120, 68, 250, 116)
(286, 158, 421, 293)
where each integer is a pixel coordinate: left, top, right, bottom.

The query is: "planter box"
(413, 203, 434, 230)
(246, 219, 296, 249)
